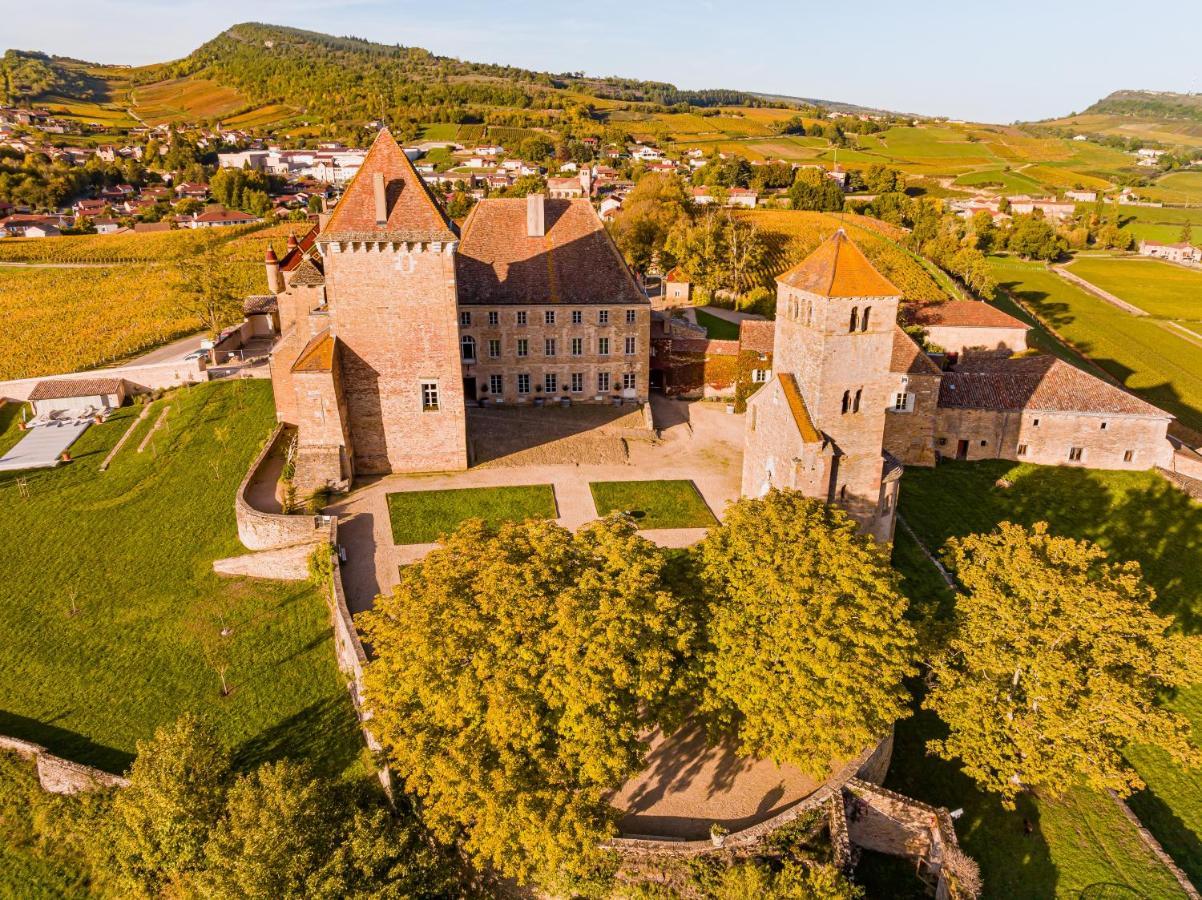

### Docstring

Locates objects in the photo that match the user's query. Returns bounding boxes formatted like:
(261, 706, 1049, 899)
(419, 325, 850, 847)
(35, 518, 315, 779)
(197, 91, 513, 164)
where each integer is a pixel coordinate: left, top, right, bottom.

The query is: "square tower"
(743, 230, 903, 541)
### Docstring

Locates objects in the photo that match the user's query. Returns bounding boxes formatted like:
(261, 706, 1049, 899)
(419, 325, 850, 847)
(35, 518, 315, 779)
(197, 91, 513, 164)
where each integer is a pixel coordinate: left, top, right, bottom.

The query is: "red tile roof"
(29, 378, 123, 401)
(777, 229, 900, 298)
(779, 373, 821, 443)
(890, 326, 941, 375)
(321, 129, 456, 244)
(913, 300, 1026, 330)
(939, 355, 1168, 418)
(738, 319, 775, 354)
(456, 197, 646, 306)
(280, 226, 318, 271)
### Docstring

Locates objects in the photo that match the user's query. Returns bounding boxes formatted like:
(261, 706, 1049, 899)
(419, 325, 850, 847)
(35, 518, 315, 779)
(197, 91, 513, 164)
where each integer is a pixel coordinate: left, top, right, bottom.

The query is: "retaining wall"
(0, 735, 128, 794)
(235, 423, 332, 550)
(0, 358, 206, 403)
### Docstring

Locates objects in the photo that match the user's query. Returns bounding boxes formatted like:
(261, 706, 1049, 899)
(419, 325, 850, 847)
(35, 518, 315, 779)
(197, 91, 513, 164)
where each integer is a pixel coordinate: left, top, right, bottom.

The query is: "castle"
(257, 129, 1176, 541)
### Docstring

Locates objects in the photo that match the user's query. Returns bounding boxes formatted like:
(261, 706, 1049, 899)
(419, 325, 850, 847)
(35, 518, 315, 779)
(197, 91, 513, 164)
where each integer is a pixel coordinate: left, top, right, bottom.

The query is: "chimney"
(526, 192, 545, 238)
(264, 244, 283, 293)
(373, 172, 388, 225)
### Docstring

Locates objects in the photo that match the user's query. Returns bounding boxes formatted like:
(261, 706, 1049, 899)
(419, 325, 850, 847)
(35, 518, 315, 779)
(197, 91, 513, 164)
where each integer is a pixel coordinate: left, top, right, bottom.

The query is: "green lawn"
(589, 479, 718, 529)
(386, 484, 557, 543)
(897, 459, 1202, 890)
(988, 256, 1202, 432)
(1067, 257, 1202, 320)
(0, 381, 363, 778)
(1143, 172, 1202, 205)
(694, 307, 742, 340)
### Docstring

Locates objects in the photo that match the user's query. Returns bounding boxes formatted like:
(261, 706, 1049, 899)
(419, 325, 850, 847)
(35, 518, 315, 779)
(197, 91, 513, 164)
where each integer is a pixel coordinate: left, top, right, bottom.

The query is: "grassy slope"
(0, 381, 362, 777)
(588, 480, 717, 529)
(1066, 257, 1202, 320)
(987, 256, 1202, 432)
(694, 308, 741, 340)
(898, 460, 1202, 890)
(386, 484, 557, 544)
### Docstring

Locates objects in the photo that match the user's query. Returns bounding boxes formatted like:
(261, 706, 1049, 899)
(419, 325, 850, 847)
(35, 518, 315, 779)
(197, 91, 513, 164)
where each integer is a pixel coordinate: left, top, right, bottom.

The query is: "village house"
(1139, 239, 1201, 265)
(1065, 189, 1097, 203)
(727, 187, 758, 208)
(660, 267, 692, 307)
(181, 207, 260, 228)
(910, 300, 1028, 356)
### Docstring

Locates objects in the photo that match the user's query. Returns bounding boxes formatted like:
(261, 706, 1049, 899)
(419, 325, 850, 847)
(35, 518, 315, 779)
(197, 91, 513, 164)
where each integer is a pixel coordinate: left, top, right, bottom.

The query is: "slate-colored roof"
(291, 330, 336, 373)
(243, 295, 278, 315)
(777, 229, 900, 298)
(320, 129, 456, 244)
(913, 299, 1027, 330)
(29, 378, 123, 401)
(779, 373, 821, 443)
(890, 326, 941, 375)
(738, 319, 775, 354)
(455, 198, 647, 306)
(939, 355, 1169, 418)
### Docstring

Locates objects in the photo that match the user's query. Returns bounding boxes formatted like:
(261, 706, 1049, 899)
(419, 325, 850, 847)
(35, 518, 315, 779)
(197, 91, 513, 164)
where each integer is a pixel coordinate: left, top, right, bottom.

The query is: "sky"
(6, 0, 1200, 123)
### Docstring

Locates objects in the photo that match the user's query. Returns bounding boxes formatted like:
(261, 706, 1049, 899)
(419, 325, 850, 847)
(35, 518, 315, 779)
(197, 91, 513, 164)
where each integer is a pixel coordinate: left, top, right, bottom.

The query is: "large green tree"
(607, 172, 693, 271)
(788, 168, 845, 212)
(174, 250, 245, 362)
(695, 491, 917, 774)
(361, 516, 698, 887)
(926, 522, 1202, 806)
(665, 208, 766, 296)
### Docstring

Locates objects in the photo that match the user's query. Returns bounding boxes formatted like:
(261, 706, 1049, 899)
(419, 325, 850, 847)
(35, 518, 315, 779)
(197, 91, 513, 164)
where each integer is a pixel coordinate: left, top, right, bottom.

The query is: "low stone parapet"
(235, 423, 333, 550)
(0, 735, 128, 794)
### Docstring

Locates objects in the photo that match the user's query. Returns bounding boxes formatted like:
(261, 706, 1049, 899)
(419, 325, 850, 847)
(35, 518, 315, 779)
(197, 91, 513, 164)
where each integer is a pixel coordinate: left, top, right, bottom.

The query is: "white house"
(28, 378, 126, 415)
(1139, 240, 1202, 265)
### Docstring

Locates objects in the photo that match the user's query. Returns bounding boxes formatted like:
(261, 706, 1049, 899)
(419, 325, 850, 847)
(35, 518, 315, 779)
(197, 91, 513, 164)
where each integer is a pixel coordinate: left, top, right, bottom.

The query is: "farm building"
(910, 300, 1028, 356)
(27, 378, 126, 416)
(1139, 240, 1201, 265)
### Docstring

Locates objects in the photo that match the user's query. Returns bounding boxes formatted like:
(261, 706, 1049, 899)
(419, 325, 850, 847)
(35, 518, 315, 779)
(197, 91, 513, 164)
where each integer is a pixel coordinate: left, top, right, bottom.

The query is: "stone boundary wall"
(1108, 790, 1200, 899)
(0, 735, 128, 794)
(0, 358, 206, 403)
(610, 732, 894, 857)
(235, 423, 331, 550)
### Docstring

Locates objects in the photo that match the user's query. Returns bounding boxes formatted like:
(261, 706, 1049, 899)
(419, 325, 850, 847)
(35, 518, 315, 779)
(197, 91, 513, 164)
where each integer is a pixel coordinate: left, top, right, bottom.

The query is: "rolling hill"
(1040, 90, 1202, 147)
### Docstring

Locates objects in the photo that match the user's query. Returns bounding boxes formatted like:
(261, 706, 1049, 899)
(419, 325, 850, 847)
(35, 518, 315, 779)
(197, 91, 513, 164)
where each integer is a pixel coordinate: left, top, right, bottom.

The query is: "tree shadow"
(0, 708, 135, 775)
(232, 694, 362, 780)
(1126, 784, 1202, 888)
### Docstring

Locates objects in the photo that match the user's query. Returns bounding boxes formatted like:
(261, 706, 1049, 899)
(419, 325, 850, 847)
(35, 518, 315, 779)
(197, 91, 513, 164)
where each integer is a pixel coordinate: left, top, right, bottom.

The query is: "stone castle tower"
(268, 129, 467, 491)
(742, 230, 903, 542)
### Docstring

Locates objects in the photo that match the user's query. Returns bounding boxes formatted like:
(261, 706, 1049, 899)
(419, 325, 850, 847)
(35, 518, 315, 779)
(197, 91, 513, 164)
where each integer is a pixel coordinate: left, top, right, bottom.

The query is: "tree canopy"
(607, 173, 694, 271)
(789, 168, 846, 212)
(695, 491, 917, 774)
(926, 521, 1202, 806)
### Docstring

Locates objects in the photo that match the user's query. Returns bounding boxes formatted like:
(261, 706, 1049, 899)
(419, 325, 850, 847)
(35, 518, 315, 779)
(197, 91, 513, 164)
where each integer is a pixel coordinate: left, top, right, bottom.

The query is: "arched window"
(861, 306, 871, 332)
(805, 301, 813, 326)
(841, 390, 851, 414)
(853, 388, 862, 413)
(461, 335, 476, 362)
(849, 307, 859, 333)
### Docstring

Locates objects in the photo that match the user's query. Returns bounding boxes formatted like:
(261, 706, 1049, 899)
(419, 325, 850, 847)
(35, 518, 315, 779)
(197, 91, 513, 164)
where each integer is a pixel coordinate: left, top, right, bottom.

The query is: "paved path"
(328, 396, 745, 615)
(1052, 264, 1147, 316)
(121, 332, 205, 366)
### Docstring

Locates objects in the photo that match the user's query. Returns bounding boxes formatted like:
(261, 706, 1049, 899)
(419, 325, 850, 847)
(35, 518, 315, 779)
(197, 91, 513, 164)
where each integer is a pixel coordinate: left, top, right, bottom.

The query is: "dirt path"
(1052, 264, 1147, 316)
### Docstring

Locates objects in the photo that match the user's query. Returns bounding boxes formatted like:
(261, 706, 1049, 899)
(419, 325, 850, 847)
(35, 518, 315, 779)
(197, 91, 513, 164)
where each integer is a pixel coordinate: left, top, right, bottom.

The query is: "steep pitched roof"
(320, 129, 456, 244)
(891, 326, 941, 375)
(776, 229, 900, 298)
(939, 355, 1169, 418)
(455, 198, 647, 306)
(778, 374, 821, 443)
(913, 299, 1027, 330)
(288, 257, 325, 287)
(291, 330, 336, 373)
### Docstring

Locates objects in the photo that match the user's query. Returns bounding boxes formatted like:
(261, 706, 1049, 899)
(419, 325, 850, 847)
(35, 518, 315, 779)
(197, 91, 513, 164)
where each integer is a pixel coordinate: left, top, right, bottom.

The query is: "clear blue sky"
(7, 0, 1200, 122)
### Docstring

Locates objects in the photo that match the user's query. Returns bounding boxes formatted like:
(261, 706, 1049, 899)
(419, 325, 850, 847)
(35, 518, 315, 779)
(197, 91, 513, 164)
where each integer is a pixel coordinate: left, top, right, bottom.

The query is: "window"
(1124, 449, 1135, 462)
(517, 374, 530, 394)
(516, 310, 527, 326)
(849, 307, 859, 333)
(1033, 418, 1040, 427)
(597, 372, 610, 392)
(841, 390, 851, 414)
(571, 372, 584, 393)
(893, 392, 913, 412)
(805, 302, 813, 326)
(1017, 444, 1028, 456)
(459, 311, 471, 326)
(488, 311, 499, 326)
(626, 309, 636, 324)
(622, 373, 636, 390)
(516, 338, 529, 358)
(1101, 421, 1108, 430)
(861, 306, 871, 332)
(489, 374, 503, 394)
(625, 336, 637, 355)
(852, 388, 862, 413)
(980, 439, 988, 447)
(598, 309, 610, 325)
(460, 335, 476, 362)
(571, 337, 583, 356)
(571, 309, 582, 325)
(488, 339, 501, 359)
(544, 373, 558, 393)
(545, 338, 556, 357)
(937, 437, 947, 446)
(420, 381, 440, 411)
(753, 369, 770, 383)
(1069, 447, 1083, 461)
(545, 310, 556, 325)
(598, 337, 610, 356)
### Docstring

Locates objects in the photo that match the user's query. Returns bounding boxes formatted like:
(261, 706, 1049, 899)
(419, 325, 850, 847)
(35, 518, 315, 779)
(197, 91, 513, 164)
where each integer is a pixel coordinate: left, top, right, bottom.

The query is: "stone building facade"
(263, 129, 649, 490)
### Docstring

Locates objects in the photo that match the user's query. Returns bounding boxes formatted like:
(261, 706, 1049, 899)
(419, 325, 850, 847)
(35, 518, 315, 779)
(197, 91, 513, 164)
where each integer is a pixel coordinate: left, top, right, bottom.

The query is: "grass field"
(1142, 172, 1202, 205)
(0, 380, 363, 777)
(588, 480, 717, 529)
(1066, 257, 1202, 320)
(897, 459, 1202, 890)
(694, 308, 741, 340)
(386, 484, 557, 543)
(988, 256, 1202, 432)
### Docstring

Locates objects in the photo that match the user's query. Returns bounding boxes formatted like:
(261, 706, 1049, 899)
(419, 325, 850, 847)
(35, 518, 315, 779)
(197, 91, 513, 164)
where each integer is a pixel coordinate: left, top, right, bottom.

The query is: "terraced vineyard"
(738, 209, 952, 302)
(0, 221, 291, 265)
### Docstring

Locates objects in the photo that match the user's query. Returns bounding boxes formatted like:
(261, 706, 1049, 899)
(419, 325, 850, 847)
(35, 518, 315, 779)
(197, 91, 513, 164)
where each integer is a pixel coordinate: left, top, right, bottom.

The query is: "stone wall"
(235, 424, 334, 551)
(212, 542, 315, 580)
(884, 371, 940, 467)
(0, 357, 206, 403)
(0, 735, 128, 794)
(925, 324, 1027, 356)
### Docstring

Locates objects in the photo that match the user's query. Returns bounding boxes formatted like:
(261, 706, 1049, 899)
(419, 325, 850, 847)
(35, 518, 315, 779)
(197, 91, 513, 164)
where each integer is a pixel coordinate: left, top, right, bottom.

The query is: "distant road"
(118, 333, 205, 367)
